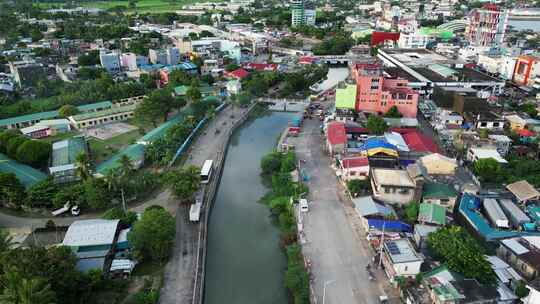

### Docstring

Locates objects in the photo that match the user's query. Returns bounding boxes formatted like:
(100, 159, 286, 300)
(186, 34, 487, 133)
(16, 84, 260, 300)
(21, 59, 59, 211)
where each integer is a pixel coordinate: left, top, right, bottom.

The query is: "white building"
(397, 32, 429, 49)
(166, 47, 181, 65)
(226, 79, 241, 95)
(467, 148, 508, 164)
(148, 49, 168, 65)
(99, 51, 121, 72)
(381, 238, 424, 281)
(121, 53, 148, 71)
(477, 54, 517, 80)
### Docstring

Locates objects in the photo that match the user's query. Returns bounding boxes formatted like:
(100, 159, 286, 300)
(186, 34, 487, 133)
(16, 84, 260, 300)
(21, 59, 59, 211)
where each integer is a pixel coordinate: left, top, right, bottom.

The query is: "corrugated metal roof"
(96, 143, 145, 175)
(353, 196, 393, 217)
(63, 219, 120, 247)
(0, 153, 47, 188)
(418, 203, 446, 225)
(501, 238, 529, 255)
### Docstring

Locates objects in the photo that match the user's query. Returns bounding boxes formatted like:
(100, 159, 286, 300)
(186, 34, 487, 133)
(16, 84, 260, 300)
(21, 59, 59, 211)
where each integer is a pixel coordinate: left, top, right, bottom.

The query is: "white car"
(299, 199, 309, 213)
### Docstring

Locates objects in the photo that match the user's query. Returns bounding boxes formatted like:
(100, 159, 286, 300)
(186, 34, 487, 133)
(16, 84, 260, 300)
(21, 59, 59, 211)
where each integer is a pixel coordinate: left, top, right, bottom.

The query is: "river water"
(204, 110, 296, 304)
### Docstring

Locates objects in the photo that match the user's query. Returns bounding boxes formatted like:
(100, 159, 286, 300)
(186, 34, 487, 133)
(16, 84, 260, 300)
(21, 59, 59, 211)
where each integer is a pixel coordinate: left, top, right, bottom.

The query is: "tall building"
(351, 63, 419, 118)
(466, 4, 508, 47)
(148, 49, 168, 65)
(99, 51, 121, 72)
(291, 0, 316, 27)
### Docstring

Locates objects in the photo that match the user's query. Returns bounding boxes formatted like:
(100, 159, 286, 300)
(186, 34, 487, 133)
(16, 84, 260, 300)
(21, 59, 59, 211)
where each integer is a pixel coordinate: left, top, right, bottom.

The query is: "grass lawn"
(36, 0, 200, 13)
(89, 129, 141, 164)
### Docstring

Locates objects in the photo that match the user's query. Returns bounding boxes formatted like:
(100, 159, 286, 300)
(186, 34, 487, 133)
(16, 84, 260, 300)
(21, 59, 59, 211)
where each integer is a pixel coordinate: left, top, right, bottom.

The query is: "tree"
(186, 85, 201, 103)
(478, 128, 489, 139)
(347, 179, 369, 197)
(58, 105, 79, 118)
(6, 136, 28, 159)
(102, 207, 138, 226)
(0, 229, 13, 254)
(473, 158, 502, 183)
(261, 152, 283, 175)
(515, 280, 530, 298)
(404, 201, 419, 224)
(75, 153, 92, 181)
(167, 166, 201, 203)
(0, 271, 56, 304)
(427, 226, 496, 284)
(77, 50, 100, 66)
(0, 130, 21, 154)
(366, 116, 389, 135)
(128, 206, 175, 261)
(135, 89, 177, 126)
(83, 178, 110, 210)
(0, 173, 25, 208)
(16, 140, 51, 168)
(384, 106, 402, 118)
(225, 63, 240, 72)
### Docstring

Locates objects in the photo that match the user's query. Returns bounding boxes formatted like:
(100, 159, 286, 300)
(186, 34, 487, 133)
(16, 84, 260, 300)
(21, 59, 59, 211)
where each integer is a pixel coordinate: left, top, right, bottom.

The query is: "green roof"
(96, 143, 145, 175)
(77, 101, 112, 112)
(335, 85, 357, 109)
(174, 85, 189, 96)
(70, 104, 136, 121)
(174, 85, 215, 96)
(418, 203, 446, 225)
(51, 136, 87, 167)
(138, 114, 185, 144)
(423, 182, 458, 199)
(0, 153, 47, 188)
(0, 110, 59, 127)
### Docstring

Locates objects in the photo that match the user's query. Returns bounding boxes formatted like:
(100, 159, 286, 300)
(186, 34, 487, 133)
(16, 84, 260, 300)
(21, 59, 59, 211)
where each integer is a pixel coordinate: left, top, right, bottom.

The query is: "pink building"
(352, 63, 419, 118)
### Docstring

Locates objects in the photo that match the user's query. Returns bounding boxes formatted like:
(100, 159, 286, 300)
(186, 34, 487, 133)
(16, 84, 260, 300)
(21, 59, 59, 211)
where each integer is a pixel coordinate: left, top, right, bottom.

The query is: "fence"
(191, 102, 258, 304)
(168, 102, 228, 167)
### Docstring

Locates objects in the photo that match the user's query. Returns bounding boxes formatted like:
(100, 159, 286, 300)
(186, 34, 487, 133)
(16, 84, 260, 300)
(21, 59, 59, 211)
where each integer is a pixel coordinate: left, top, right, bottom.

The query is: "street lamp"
(322, 279, 336, 304)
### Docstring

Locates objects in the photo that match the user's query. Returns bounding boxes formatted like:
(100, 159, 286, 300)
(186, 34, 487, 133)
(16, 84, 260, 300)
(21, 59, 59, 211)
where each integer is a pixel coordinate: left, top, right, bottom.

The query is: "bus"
(200, 160, 214, 184)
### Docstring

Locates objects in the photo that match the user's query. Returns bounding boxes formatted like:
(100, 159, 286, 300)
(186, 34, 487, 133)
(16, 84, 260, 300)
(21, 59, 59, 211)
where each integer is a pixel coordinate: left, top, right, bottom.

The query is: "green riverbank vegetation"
(260, 151, 310, 304)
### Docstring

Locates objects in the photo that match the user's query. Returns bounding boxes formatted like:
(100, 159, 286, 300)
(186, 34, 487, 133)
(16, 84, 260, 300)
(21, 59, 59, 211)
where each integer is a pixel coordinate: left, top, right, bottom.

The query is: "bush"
(346, 179, 369, 197)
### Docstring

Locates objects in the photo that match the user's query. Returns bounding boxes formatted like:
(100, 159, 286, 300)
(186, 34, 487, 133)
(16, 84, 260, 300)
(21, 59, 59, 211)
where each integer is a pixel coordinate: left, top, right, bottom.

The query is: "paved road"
(159, 105, 248, 304)
(293, 118, 387, 304)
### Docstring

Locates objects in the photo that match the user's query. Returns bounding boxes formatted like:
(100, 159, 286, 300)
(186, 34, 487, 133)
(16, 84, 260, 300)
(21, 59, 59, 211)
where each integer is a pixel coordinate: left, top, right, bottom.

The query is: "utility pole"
(378, 222, 386, 269)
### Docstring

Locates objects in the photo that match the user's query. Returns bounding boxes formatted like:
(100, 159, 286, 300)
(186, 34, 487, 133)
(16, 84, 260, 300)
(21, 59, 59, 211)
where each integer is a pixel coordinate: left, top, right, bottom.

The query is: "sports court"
(84, 122, 138, 140)
(0, 153, 48, 188)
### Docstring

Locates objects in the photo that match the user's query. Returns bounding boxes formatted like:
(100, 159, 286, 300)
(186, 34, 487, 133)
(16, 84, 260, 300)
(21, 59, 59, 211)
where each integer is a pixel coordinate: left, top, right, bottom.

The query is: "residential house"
(413, 224, 439, 250)
(467, 147, 507, 164)
(352, 196, 394, 231)
(498, 236, 540, 281)
(418, 153, 457, 176)
(506, 114, 527, 131)
(417, 203, 447, 226)
(381, 238, 424, 281)
(49, 136, 88, 183)
(488, 134, 513, 156)
(370, 168, 419, 205)
(506, 180, 540, 204)
(339, 157, 370, 181)
(224, 68, 249, 80)
(474, 112, 505, 132)
(326, 121, 347, 155)
(422, 182, 458, 210)
(485, 255, 523, 286)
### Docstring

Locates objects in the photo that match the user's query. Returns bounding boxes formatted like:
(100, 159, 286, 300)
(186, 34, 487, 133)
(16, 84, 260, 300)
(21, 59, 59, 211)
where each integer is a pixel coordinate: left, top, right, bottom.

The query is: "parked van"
(300, 199, 309, 212)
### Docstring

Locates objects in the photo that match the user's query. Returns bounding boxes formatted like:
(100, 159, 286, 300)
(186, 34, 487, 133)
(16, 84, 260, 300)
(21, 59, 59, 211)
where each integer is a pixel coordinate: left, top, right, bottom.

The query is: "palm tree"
(105, 155, 134, 213)
(0, 271, 56, 304)
(0, 230, 13, 254)
(75, 153, 92, 181)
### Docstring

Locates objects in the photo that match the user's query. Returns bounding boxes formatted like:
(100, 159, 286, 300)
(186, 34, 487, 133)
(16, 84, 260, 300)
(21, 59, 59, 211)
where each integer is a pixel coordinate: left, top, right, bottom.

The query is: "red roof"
(402, 131, 440, 153)
(341, 157, 369, 168)
(242, 62, 277, 71)
(519, 129, 535, 137)
(327, 122, 347, 145)
(226, 68, 249, 79)
(370, 32, 400, 46)
(299, 56, 316, 64)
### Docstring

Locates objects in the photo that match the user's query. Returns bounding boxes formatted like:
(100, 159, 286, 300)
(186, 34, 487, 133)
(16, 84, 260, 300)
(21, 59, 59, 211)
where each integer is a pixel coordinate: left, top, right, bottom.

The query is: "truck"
(189, 202, 202, 222)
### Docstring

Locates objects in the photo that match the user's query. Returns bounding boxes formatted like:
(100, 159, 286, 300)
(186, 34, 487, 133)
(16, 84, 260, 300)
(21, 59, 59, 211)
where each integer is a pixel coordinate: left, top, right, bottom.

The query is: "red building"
(351, 63, 419, 118)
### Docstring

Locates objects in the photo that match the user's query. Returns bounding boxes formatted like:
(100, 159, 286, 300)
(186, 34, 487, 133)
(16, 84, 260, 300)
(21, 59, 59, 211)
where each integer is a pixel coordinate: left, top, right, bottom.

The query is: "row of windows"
(78, 113, 133, 128)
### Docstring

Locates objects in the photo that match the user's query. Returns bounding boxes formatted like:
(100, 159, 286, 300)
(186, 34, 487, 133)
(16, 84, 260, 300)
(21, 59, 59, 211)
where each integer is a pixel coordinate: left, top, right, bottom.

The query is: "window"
(480, 122, 487, 127)
(493, 122, 500, 127)
(384, 187, 390, 194)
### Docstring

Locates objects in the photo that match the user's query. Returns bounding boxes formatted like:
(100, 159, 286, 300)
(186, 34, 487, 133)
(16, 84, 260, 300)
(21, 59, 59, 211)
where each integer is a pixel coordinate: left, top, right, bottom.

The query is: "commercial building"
(397, 31, 429, 49)
(512, 55, 540, 88)
(178, 38, 241, 62)
(121, 53, 149, 71)
(166, 47, 181, 65)
(290, 0, 316, 26)
(49, 136, 88, 183)
(62, 219, 121, 273)
(351, 62, 419, 118)
(378, 48, 505, 98)
(99, 51, 121, 72)
(466, 4, 508, 47)
(148, 49, 168, 65)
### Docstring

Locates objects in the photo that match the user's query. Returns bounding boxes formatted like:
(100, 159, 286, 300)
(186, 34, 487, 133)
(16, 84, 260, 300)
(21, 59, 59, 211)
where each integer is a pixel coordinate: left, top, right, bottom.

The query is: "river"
(203, 110, 297, 304)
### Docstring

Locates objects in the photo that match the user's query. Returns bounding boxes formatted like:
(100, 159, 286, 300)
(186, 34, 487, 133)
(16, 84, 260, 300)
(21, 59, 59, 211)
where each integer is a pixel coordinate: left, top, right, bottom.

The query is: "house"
(474, 112, 505, 132)
(62, 219, 120, 273)
(370, 168, 419, 205)
(352, 196, 394, 231)
(417, 203, 446, 226)
(518, 128, 536, 143)
(485, 255, 523, 286)
(224, 68, 249, 80)
(497, 236, 540, 281)
(488, 134, 513, 156)
(467, 147, 507, 164)
(422, 182, 458, 210)
(506, 114, 527, 131)
(381, 238, 424, 281)
(326, 121, 347, 155)
(339, 157, 369, 181)
(226, 79, 242, 95)
(362, 137, 399, 168)
(413, 224, 439, 249)
(506, 180, 540, 204)
(418, 153, 457, 176)
(49, 136, 88, 183)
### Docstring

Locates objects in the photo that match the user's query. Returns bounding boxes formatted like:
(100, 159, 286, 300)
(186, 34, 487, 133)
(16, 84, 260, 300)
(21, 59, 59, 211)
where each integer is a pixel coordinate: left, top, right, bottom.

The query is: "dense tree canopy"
(366, 116, 389, 135)
(128, 206, 175, 261)
(167, 166, 201, 203)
